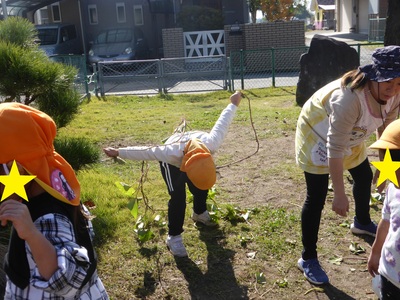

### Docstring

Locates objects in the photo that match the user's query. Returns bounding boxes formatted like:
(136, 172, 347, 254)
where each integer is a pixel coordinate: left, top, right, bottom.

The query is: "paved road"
(305, 30, 369, 46)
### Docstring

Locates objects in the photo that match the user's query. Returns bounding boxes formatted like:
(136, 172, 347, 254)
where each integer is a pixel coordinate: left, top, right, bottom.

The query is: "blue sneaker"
(350, 217, 377, 237)
(298, 258, 329, 285)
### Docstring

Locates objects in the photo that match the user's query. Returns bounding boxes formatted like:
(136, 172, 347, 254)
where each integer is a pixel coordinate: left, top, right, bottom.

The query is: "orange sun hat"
(180, 138, 216, 190)
(369, 119, 400, 150)
(0, 102, 80, 206)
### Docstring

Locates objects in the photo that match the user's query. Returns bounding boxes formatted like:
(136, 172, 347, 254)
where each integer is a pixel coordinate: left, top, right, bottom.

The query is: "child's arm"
(368, 219, 389, 277)
(0, 200, 58, 280)
(329, 157, 349, 217)
(204, 92, 242, 152)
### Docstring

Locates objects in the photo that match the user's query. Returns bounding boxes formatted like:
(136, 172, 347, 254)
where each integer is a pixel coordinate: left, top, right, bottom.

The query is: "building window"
(116, 3, 126, 23)
(35, 8, 49, 24)
(88, 5, 98, 25)
(133, 5, 143, 26)
(51, 3, 61, 22)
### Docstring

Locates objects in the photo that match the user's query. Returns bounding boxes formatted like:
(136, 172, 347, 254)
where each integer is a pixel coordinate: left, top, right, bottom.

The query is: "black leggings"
(301, 158, 373, 260)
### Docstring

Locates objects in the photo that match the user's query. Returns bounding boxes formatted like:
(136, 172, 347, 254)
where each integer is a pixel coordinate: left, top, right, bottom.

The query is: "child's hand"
(0, 199, 35, 240)
(103, 147, 119, 157)
(368, 252, 381, 277)
(230, 91, 242, 107)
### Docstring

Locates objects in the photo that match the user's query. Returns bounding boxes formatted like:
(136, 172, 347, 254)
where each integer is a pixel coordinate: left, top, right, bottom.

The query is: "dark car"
(88, 28, 148, 65)
(36, 24, 83, 56)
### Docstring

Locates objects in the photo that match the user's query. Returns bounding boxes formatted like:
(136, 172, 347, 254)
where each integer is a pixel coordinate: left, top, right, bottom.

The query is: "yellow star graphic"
(371, 149, 400, 187)
(0, 160, 36, 202)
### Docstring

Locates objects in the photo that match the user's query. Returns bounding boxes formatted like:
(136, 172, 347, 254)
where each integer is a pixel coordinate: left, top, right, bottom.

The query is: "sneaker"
(298, 258, 329, 285)
(166, 235, 188, 257)
(192, 211, 217, 227)
(350, 217, 377, 237)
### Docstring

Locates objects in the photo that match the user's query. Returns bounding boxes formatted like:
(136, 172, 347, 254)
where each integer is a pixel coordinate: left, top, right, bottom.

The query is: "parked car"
(88, 28, 148, 65)
(35, 24, 83, 56)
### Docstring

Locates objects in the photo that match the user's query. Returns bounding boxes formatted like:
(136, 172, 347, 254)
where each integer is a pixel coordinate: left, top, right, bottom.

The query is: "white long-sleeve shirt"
(118, 103, 238, 168)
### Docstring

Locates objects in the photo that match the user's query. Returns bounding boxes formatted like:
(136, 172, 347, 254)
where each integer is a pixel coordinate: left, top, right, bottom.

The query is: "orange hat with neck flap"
(0, 103, 80, 206)
(180, 138, 216, 190)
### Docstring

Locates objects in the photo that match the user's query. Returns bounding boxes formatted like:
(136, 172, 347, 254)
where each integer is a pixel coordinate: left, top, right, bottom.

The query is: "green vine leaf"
(328, 255, 343, 265)
(127, 198, 139, 219)
(349, 242, 366, 255)
(115, 181, 135, 196)
(255, 272, 266, 284)
(275, 278, 288, 288)
(339, 220, 350, 228)
(370, 192, 384, 206)
(135, 227, 155, 242)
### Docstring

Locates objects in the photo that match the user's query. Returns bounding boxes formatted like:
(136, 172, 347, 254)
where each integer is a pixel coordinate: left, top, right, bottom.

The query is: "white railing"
(183, 30, 225, 58)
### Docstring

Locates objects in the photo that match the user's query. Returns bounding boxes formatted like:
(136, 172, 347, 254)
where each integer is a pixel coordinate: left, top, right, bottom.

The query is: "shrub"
(54, 137, 100, 171)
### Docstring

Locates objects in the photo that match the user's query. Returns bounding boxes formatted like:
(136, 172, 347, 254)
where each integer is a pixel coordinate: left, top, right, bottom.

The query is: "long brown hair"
(341, 69, 368, 91)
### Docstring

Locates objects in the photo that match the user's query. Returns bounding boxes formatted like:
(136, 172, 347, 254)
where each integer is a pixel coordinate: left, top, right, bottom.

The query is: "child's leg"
(187, 179, 208, 214)
(160, 162, 187, 236)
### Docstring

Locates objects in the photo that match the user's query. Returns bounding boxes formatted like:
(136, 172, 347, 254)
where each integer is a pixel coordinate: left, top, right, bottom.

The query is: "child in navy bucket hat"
(295, 45, 400, 286)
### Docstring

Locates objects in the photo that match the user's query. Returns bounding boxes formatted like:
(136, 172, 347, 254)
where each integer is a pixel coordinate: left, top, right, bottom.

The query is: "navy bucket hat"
(359, 45, 400, 82)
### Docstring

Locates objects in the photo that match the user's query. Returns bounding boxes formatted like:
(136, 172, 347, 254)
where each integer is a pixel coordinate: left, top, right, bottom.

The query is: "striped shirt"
(4, 213, 108, 300)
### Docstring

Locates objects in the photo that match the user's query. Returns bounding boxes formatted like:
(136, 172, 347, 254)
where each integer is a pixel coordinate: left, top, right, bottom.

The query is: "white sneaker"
(192, 211, 217, 227)
(166, 235, 188, 257)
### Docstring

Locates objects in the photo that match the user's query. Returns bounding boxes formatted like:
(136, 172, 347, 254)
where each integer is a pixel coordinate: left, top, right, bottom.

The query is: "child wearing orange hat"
(0, 103, 108, 299)
(104, 91, 242, 257)
(368, 119, 400, 299)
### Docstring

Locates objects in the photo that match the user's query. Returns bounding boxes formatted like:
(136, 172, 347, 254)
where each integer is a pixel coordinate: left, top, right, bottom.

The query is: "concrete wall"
(339, 0, 355, 32)
(359, 0, 370, 34)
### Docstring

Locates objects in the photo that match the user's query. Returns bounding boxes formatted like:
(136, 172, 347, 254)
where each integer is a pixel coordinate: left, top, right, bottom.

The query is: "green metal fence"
(50, 43, 385, 97)
(229, 43, 384, 91)
(49, 54, 91, 100)
(94, 56, 228, 96)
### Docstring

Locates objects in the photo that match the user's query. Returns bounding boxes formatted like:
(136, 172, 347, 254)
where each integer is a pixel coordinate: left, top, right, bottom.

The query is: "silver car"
(88, 28, 147, 65)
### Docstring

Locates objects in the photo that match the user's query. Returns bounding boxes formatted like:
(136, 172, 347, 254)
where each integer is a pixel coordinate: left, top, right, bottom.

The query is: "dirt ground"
(213, 124, 380, 300)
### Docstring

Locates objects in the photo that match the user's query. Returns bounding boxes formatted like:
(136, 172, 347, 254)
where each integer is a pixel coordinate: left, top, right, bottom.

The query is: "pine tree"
(0, 17, 80, 128)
